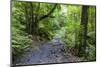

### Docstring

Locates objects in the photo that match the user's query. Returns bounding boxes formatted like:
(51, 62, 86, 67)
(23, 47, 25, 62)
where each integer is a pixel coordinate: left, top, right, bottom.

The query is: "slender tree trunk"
(74, 13, 78, 47)
(24, 3, 31, 34)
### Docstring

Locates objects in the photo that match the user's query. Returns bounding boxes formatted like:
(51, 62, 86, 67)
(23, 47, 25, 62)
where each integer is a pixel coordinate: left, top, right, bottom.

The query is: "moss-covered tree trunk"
(78, 6, 89, 57)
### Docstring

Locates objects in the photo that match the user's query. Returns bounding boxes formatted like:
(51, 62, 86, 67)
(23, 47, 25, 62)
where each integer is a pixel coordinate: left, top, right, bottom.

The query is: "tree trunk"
(78, 5, 89, 57)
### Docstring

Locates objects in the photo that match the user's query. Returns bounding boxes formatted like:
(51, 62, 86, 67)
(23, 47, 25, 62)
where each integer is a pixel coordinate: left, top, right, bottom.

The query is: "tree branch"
(39, 4, 57, 21)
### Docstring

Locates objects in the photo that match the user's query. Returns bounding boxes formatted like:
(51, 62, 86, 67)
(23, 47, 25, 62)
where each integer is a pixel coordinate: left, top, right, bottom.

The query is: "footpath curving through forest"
(14, 38, 81, 65)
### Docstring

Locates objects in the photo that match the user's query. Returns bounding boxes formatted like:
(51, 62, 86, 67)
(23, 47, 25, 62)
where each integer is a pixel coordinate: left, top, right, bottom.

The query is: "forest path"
(15, 38, 81, 65)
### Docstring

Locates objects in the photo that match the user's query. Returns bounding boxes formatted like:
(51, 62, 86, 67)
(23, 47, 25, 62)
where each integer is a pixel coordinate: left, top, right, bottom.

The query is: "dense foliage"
(12, 1, 96, 62)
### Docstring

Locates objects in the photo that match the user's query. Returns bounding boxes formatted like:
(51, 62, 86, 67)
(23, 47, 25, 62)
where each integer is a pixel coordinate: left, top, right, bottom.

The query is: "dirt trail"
(15, 38, 81, 65)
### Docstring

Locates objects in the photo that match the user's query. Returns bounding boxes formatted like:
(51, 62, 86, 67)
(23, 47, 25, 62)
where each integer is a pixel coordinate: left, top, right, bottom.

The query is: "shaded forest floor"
(14, 38, 83, 65)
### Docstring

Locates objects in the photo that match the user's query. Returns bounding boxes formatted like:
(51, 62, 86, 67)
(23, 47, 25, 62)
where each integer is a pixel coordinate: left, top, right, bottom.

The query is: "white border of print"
(20, 0, 96, 5)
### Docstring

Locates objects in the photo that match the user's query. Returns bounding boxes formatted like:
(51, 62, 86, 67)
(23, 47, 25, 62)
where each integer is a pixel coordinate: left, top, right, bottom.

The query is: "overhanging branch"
(39, 4, 57, 21)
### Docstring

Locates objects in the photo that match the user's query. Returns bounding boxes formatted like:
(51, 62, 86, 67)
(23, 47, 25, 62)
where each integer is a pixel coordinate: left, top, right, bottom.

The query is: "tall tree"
(78, 5, 89, 57)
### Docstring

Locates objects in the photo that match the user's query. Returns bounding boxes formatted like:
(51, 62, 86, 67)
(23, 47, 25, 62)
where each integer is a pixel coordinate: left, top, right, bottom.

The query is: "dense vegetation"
(12, 1, 96, 62)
